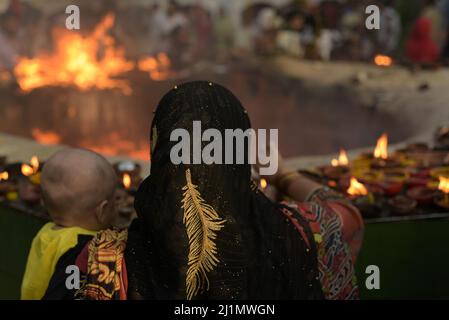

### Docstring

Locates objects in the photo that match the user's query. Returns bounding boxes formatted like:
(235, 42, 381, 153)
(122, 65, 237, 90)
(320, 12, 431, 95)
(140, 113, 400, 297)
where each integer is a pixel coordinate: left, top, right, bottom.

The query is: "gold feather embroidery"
(181, 169, 226, 300)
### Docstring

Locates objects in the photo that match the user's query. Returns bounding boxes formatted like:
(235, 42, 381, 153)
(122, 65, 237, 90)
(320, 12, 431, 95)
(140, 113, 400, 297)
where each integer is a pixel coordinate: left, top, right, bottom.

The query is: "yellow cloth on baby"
(21, 222, 97, 300)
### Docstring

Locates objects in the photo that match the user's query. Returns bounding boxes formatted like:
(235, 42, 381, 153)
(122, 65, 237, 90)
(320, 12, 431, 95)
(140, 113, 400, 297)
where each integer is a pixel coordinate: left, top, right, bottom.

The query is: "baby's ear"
(95, 200, 110, 227)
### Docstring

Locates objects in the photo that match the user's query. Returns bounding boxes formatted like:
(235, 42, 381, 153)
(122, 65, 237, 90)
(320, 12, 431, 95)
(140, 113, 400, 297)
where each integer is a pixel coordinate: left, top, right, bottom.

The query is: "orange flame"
(439, 176, 449, 194)
(374, 133, 388, 160)
(260, 178, 268, 189)
(138, 52, 171, 81)
(80, 132, 149, 161)
(14, 13, 134, 94)
(30, 156, 39, 173)
(374, 55, 393, 67)
(21, 156, 39, 176)
(31, 128, 61, 145)
(331, 149, 349, 167)
(21, 164, 34, 177)
(123, 173, 132, 189)
(0, 171, 8, 181)
(347, 177, 368, 196)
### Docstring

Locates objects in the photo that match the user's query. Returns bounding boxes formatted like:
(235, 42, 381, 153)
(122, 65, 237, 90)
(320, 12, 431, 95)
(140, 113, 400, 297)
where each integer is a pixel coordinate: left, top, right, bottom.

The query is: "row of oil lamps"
(255, 133, 449, 216)
(321, 133, 449, 215)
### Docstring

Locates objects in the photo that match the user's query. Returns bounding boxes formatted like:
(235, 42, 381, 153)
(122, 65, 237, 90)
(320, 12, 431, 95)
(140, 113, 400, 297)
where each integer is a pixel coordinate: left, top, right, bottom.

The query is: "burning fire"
(138, 53, 171, 81)
(374, 133, 388, 160)
(331, 149, 349, 167)
(347, 177, 368, 196)
(374, 55, 393, 67)
(14, 13, 134, 94)
(0, 171, 8, 181)
(80, 133, 149, 161)
(31, 128, 61, 145)
(123, 173, 132, 189)
(439, 176, 449, 194)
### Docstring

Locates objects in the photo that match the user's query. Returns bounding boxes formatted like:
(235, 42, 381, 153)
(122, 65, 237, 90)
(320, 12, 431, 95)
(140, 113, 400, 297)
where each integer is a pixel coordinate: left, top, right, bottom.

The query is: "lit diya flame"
(0, 171, 8, 181)
(123, 173, 132, 189)
(14, 13, 134, 94)
(439, 176, 449, 203)
(21, 156, 40, 176)
(260, 178, 268, 190)
(374, 133, 388, 160)
(374, 55, 393, 67)
(21, 164, 34, 177)
(331, 149, 349, 167)
(30, 156, 39, 173)
(347, 177, 369, 196)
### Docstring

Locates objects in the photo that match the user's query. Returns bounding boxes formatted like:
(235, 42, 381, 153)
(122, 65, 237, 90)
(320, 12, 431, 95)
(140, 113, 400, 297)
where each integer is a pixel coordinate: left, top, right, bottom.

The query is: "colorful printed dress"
(282, 187, 364, 300)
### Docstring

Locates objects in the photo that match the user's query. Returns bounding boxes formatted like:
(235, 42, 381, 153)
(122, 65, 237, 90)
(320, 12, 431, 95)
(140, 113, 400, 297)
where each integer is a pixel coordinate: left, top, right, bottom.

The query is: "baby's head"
(41, 148, 118, 231)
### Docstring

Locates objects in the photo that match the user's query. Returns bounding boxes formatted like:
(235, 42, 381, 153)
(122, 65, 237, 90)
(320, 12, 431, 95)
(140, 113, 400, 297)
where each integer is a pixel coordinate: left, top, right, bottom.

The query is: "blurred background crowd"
(1, 0, 449, 73)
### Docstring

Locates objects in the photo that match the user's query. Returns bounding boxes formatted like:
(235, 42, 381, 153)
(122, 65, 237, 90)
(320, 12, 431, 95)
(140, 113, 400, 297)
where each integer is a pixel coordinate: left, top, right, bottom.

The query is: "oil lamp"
(0, 171, 11, 195)
(388, 195, 418, 216)
(347, 177, 369, 198)
(18, 156, 41, 203)
(322, 149, 350, 180)
(347, 177, 381, 219)
(406, 186, 438, 205)
(435, 176, 449, 210)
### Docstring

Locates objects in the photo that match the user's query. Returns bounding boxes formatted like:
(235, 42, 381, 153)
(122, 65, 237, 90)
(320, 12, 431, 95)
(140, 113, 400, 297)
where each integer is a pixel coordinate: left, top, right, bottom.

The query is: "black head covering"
(126, 81, 323, 300)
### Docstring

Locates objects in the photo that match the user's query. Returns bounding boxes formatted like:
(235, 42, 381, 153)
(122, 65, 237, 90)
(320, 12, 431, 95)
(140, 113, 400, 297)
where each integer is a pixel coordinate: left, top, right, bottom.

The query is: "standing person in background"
(277, 11, 306, 58)
(377, 0, 401, 56)
(406, 17, 439, 65)
(214, 7, 235, 61)
(422, 0, 445, 51)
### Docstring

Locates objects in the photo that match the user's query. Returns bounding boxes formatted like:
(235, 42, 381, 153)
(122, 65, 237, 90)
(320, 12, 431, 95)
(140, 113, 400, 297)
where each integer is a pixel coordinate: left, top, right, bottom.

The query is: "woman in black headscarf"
(124, 81, 363, 300)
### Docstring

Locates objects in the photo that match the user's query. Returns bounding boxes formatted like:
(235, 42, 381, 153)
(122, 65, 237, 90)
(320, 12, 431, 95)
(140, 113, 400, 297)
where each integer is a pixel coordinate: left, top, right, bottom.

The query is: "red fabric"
(406, 18, 439, 64)
(120, 259, 128, 300)
(75, 242, 89, 274)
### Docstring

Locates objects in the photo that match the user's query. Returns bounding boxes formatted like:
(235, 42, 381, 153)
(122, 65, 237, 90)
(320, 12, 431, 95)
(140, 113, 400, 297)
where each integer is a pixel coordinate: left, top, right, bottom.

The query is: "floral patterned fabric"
(283, 188, 360, 300)
(77, 229, 128, 300)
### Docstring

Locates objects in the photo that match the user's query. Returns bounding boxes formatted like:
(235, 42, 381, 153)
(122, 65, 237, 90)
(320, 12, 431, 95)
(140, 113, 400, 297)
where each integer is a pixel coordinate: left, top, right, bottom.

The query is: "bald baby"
(41, 148, 118, 231)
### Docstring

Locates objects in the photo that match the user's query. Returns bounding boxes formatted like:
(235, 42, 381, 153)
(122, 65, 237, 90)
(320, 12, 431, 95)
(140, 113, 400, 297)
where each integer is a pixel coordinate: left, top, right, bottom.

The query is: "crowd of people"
(2, 0, 449, 73)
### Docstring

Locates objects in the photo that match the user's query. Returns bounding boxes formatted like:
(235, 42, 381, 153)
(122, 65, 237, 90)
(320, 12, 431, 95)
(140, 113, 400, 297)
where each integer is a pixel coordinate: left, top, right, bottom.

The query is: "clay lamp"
(370, 168, 408, 196)
(370, 133, 402, 169)
(0, 170, 13, 196)
(374, 180, 404, 197)
(18, 156, 42, 204)
(388, 195, 418, 215)
(407, 169, 432, 188)
(352, 168, 383, 183)
(406, 185, 438, 205)
(346, 177, 382, 219)
(346, 177, 375, 201)
(434, 176, 449, 210)
(407, 151, 448, 168)
(321, 149, 350, 180)
(383, 168, 410, 183)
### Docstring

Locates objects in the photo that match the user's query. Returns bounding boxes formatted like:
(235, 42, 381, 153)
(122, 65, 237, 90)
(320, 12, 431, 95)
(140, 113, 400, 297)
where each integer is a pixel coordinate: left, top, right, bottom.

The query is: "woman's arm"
(262, 152, 324, 202)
